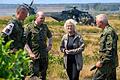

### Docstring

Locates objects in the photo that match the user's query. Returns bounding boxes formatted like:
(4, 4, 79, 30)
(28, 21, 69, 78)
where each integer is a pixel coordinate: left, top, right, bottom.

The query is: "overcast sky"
(1, 0, 120, 4)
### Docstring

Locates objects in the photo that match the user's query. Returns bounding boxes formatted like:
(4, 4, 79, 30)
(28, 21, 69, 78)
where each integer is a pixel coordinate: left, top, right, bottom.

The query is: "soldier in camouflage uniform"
(1, 5, 28, 80)
(1, 5, 28, 53)
(25, 11, 52, 80)
(92, 14, 118, 80)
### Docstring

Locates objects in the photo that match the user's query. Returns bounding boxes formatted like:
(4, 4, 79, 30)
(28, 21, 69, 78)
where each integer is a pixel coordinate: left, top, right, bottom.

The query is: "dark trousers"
(93, 68, 116, 80)
(66, 55, 80, 80)
(31, 57, 48, 80)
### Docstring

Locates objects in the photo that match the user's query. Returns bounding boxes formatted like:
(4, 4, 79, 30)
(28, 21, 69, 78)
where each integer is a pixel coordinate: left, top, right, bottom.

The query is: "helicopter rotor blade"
(30, 0, 34, 6)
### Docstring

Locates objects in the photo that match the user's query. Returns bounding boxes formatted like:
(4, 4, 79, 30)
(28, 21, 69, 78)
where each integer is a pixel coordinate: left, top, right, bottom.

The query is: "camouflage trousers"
(92, 68, 116, 80)
(30, 56, 48, 80)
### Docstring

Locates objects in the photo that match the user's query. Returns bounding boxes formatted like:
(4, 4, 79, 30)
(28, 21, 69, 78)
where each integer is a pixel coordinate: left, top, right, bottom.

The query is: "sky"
(1, 0, 120, 4)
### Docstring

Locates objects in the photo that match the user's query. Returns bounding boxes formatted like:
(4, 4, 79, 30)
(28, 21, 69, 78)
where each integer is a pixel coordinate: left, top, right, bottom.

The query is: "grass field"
(0, 15, 120, 80)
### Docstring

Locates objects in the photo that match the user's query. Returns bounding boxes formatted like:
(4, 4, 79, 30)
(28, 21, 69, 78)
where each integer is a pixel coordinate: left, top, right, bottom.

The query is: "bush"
(24, 15, 35, 24)
(0, 37, 31, 79)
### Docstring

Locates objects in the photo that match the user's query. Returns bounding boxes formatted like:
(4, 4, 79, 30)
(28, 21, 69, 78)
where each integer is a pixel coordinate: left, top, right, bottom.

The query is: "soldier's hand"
(10, 48, 17, 53)
(29, 53, 36, 60)
(96, 61, 102, 68)
(47, 45, 52, 52)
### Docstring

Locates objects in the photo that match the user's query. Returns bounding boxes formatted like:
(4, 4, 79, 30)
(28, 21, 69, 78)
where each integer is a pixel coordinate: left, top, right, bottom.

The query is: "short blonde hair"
(96, 14, 108, 25)
(64, 19, 77, 32)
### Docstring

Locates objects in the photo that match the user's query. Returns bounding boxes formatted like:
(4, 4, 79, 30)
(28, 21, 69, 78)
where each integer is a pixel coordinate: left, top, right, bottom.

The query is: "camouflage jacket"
(1, 18, 26, 50)
(25, 22, 52, 54)
(99, 25, 118, 68)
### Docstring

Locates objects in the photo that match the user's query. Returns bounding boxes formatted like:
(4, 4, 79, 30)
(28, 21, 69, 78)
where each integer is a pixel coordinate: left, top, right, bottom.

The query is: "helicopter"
(22, 0, 36, 15)
(47, 6, 96, 25)
(22, 1, 96, 25)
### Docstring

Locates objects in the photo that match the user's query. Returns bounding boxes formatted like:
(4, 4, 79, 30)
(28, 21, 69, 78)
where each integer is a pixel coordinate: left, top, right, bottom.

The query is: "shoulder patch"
(2, 23, 14, 35)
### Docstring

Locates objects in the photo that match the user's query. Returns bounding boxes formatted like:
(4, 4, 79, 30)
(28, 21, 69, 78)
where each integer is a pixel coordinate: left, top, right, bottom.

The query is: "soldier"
(1, 5, 28, 80)
(1, 5, 28, 53)
(92, 14, 118, 80)
(25, 11, 52, 80)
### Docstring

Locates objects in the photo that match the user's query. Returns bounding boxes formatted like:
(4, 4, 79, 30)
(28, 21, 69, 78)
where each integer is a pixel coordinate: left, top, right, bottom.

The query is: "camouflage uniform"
(1, 17, 26, 50)
(25, 22, 52, 80)
(93, 25, 118, 80)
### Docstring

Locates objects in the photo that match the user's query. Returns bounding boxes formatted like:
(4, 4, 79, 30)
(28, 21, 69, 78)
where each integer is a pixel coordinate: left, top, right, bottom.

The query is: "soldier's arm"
(48, 37, 52, 46)
(46, 25, 52, 51)
(24, 24, 34, 57)
(47, 37, 52, 52)
(100, 32, 113, 64)
(47, 25, 52, 38)
(24, 43, 35, 59)
(1, 23, 14, 44)
(24, 44, 33, 55)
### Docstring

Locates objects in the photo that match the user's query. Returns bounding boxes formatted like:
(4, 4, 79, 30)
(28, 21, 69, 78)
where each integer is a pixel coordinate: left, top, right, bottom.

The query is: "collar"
(64, 32, 79, 40)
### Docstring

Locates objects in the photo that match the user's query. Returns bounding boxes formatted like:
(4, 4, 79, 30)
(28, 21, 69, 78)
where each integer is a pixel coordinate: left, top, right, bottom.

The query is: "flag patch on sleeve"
(2, 23, 14, 35)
